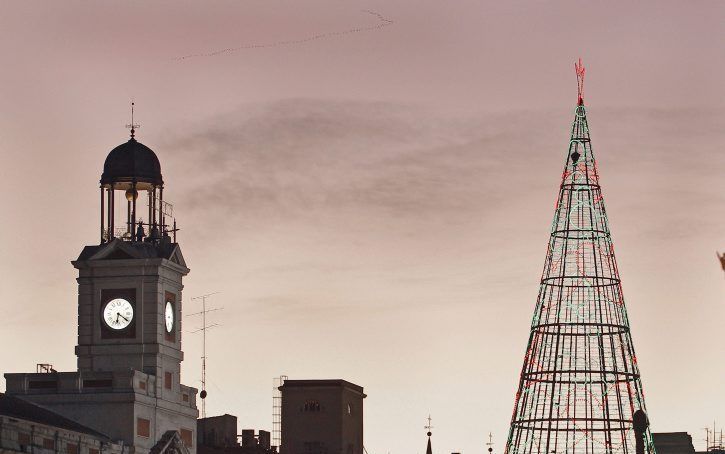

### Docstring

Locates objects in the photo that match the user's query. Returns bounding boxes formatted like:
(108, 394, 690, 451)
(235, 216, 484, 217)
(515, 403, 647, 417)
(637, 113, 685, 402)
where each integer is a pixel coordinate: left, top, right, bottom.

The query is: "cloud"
(164, 99, 563, 238)
(161, 99, 725, 288)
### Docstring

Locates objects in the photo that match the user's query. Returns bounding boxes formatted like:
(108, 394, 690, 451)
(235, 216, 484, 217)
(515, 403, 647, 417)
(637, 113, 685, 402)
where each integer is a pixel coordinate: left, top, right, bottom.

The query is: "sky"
(0, 0, 724, 453)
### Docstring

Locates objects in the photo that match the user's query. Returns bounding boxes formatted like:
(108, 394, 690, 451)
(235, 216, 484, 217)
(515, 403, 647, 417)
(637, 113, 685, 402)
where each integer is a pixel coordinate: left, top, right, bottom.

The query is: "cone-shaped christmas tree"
(504, 61, 655, 454)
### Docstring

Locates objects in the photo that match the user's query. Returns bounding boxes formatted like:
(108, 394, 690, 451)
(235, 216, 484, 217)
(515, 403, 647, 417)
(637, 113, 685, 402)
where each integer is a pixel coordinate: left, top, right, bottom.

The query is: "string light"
(505, 61, 653, 454)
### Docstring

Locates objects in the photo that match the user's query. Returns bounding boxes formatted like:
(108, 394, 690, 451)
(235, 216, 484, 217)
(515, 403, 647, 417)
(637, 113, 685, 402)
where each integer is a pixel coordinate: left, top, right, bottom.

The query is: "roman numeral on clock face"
(103, 298, 134, 330)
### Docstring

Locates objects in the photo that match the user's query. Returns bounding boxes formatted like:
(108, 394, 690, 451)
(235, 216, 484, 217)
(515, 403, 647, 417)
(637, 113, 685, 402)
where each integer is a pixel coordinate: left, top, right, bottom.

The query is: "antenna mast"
(188, 292, 223, 418)
(705, 421, 724, 451)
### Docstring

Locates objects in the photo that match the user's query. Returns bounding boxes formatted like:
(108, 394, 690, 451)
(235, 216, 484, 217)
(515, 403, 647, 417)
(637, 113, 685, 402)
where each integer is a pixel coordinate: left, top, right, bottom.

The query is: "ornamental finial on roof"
(425, 415, 433, 454)
(125, 101, 140, 139)
(575, 58, 586, 105)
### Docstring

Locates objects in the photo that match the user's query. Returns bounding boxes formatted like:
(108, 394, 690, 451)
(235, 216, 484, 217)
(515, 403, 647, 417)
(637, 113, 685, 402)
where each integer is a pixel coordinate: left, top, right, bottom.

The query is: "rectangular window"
(164, 372, 172, 389)
(67, 443, 79, 454)
(137, 418, 151, 438)
(43, 438, 55, 450)
(139, 380, 147, 390)
(83, 379, 113, 388)
(18, 433, 30, 446)
(28, 380, 57, 390)
(180, 429, 193, 447)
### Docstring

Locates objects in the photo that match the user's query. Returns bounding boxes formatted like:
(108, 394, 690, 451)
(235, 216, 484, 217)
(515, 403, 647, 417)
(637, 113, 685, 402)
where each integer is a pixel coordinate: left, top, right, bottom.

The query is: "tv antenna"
(705, 422, 724, 451)
(575, 58, 586, 105)
(188, 291, 223, 418)
(125, 101, 140, 139)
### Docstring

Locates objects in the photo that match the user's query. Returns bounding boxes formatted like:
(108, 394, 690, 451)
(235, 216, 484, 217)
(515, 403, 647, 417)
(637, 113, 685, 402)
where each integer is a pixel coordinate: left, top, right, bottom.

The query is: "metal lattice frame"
(504, 102, 655, 454)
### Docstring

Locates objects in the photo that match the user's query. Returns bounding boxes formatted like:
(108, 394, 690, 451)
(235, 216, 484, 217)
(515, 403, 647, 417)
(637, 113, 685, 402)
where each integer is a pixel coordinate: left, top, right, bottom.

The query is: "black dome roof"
(100, 138, 163, 186)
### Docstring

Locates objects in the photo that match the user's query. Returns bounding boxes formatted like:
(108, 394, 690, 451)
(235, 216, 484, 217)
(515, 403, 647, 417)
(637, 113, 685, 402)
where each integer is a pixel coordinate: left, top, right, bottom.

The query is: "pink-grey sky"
(1, 1, 724, 453)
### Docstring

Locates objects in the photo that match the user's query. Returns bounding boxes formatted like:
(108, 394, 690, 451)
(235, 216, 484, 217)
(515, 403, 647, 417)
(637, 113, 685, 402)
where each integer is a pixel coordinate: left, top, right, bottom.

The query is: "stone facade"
(197, 414, 275, 454)
(4, 240, 198, 454)
(279, 380, 365, 454)
(0, 393, 124, 454)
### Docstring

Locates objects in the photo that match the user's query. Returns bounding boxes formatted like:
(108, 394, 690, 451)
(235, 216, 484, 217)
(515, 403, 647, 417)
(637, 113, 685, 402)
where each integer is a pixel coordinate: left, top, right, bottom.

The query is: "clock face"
(165, 301, 174, 333)
(103, 298, 134, 330)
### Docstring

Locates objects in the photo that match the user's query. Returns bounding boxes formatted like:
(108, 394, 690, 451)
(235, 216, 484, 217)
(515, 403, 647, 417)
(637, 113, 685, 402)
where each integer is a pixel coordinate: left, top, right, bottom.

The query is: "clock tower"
(75, 132, 186, 380)
(5, 128, 198, 454)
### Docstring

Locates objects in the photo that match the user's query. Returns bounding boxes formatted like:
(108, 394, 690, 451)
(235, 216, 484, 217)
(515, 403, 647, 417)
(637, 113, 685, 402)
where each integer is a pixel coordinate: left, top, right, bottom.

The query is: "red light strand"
(575, 58, 586, 105)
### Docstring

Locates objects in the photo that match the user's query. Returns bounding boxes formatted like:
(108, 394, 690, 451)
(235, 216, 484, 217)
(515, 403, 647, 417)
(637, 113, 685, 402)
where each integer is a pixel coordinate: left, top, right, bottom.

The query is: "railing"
(102, 220, 177, 243)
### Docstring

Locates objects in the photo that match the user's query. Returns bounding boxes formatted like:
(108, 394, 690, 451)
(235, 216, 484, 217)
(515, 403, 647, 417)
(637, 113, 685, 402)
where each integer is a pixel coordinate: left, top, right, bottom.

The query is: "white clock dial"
(103, 298, 134, 330)
(165, 302, 174, 333)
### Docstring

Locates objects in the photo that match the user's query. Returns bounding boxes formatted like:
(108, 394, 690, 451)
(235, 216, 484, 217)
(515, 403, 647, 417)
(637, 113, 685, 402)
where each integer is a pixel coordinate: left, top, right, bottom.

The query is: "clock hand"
(118, 313, 129, 322)
(115, 313, 120, 324)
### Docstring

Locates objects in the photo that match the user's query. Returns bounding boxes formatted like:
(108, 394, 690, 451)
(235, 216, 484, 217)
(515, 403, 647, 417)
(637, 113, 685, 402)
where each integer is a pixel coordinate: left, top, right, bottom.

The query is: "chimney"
(259, 431, 271, 450)
(241, 430, 257, 448)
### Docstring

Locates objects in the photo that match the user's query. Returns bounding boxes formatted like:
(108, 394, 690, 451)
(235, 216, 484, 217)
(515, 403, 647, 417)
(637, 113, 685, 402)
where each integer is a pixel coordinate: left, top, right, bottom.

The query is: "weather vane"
(486, 433, 494, 453)
(125, 101, 140, 139)
(425, 415, 433, 436)
(575, 58, 586, 105)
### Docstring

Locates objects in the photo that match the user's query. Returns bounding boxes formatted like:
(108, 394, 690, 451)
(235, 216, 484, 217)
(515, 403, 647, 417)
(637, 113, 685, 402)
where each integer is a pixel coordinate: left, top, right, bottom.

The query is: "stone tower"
(279, 380, 365, 454)
(5, 128, 198, 454)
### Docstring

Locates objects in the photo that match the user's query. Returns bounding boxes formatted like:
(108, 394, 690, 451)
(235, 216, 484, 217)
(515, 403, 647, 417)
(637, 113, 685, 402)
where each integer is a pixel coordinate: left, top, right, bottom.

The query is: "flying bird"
(175, 9, 393, 61)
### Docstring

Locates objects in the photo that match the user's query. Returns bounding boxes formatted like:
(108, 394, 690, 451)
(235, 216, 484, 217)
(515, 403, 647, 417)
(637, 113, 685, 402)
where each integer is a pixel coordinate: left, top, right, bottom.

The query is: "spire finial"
(425, 415, 433, 454)
(125, 101, 140, 139)
(425, 414, 433, 437)
(486, 433, 494, 454)
(575, 58, 586, 105)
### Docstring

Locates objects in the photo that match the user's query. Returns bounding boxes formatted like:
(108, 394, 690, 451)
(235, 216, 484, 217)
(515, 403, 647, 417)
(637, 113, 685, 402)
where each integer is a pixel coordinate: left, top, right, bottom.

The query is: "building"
(199, 415, 240, 449)
(0, 393, 124, 454)
(652, 431, 725, 454)
(279, 380, 365, 454)
(652, 433, 696, 454)
(197, 414, 275, 454)
(4, 130, 197, 454)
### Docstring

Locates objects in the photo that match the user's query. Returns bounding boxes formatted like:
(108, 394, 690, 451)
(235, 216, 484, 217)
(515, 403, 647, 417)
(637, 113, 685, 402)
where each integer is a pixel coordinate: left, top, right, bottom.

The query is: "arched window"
(303, 400, 321, 412)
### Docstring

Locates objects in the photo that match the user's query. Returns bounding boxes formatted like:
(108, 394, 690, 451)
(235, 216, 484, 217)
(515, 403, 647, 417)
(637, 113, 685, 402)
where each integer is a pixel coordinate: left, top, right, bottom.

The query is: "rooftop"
(279, 379, 365, 395)
(0, 393, 110, 440)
